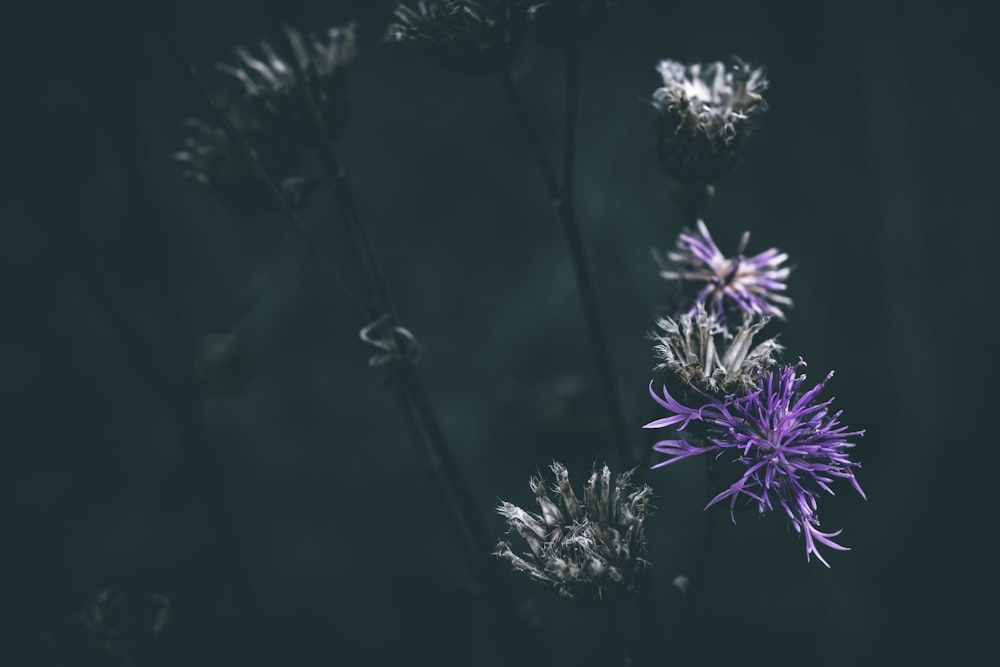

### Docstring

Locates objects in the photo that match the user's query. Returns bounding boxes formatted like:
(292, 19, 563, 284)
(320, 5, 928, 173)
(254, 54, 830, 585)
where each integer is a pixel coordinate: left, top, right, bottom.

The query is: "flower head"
(524, 0, 623, 43)
(216, 22, 358, 142)
(651, 303, 782, 395)
(652, 57, 767, 184)
(496, 462, 652, 602)
(385, 1, 525, 76)
(43, 588, 171, 666)
(645, 360, 865, 566)
(173, 115, 299, 214)
(655, 219, 791, 331)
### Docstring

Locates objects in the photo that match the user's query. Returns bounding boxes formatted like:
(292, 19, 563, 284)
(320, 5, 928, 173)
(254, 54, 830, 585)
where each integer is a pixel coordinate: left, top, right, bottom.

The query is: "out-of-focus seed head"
(652, 57, 768, 184)
(496, 462, 652, 603)
(217, 21, 358, 144)
(524, 0, 622, 44)
(651, 303, 782, 396)
(385, 1, 525, 76)
(41, 588, 171, 667)
(173, 113, 299, 215)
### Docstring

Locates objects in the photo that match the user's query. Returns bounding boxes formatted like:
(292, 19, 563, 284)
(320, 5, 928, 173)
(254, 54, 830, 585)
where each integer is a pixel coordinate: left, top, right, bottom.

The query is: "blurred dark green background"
(3, 1, 995, 665)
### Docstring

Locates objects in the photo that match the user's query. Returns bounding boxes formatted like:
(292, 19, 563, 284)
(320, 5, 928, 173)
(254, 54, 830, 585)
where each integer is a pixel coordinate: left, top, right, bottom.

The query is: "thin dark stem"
(287, 63, 503, 589)
(497, 61, 635, 471)
(294, 83, 397, 320)
(556, 42, 635, 471)
(496, 70, 561, 199)
(393, 365, 498, 567)
(562, 40, 580, 208)
(389, 373, 482, 571)
(676, 503, 720, 661)
(604, 604, 634, 667)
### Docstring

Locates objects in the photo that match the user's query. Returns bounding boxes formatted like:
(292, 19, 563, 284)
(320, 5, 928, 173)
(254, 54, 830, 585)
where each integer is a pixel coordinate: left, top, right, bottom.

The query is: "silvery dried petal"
(524, 0, 622, 43)
(496, 462, 652, 603)
(217, 21, 358, 143)
(173, 113, 298, 214)
(652, 57, 767, 184)
(650, 303, 781, 395)
(385, 1, 525, 76)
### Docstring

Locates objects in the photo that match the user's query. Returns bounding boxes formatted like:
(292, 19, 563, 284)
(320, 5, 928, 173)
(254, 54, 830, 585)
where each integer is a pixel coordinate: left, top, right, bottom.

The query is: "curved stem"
(289, 62, 504, 591)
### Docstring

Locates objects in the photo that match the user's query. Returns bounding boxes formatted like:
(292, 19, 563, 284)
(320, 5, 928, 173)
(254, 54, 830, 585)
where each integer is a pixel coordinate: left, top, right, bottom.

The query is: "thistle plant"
(385, 0, 526, 76)
(134, 4, 875, 664)
(646, 360, 865, 566)
(644, 47, 865, 572)
(176, 18, 508, 601)
(496, 462, 652, 602)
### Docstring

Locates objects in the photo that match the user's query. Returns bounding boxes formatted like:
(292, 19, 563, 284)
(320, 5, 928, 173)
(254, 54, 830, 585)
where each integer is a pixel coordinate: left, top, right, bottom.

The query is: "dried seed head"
(650, 303, 782, 395)
(216, 21, 358, 144)
(652, 57, 768, 184)
(173, 113, 299, 214)
(385, 1, 525, 76)
(496, 462, 652, 603)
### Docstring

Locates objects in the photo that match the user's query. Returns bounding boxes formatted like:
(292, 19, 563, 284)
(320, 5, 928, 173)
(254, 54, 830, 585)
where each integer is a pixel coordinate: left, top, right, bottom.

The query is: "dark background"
(3, 1, 996, 665)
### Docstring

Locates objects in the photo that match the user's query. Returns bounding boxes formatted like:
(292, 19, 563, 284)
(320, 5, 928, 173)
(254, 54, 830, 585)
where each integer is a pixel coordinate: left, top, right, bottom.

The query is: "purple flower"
(655, 219, 791, 330)
(645, 360, 865, 566)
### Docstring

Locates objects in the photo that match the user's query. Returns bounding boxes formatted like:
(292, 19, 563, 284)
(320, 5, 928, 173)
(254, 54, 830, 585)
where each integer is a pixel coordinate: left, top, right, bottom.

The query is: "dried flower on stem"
(173, 115, 298, 214)
(652, 57, 767, 184)
(496, 462, 652, 602)
(651, 303, 781, 395)
(385, 1, 525, 75)
(217, 22, 358, 143)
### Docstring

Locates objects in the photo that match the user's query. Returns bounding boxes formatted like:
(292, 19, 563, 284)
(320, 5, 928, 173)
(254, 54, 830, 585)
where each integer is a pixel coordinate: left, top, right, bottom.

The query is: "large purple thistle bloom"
(656, 219, 791, 331)
(645, 359, 865, 566)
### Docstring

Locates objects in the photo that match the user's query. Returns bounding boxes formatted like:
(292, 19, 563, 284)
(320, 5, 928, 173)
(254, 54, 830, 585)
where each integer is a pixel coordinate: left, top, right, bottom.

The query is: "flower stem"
(176, 50, 369, 322)
(286, 60, 510, 598)
(181, 50, 500, 596)
(497, 56, 635, 471)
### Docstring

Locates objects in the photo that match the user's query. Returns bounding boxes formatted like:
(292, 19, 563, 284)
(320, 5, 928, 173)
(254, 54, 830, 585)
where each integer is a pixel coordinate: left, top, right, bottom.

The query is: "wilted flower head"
(173, 115, 299, 214)
(524, 0, 622, 43)
(385, 0, 525, 76)
(655, 219, 791, 331)
(217, 22, 358, 142)
(496, 462, 652, 602)
(646, 360, 865, 566)
(42, 588, 171, 666)
(651, 303, 781, 395)
(652, 57, 767, 184)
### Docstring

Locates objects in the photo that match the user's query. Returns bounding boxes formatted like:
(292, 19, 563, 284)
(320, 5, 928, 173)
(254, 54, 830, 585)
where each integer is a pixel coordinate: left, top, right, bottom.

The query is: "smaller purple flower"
(655, 219, 791, 330)
(645, 359, 865, 566)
